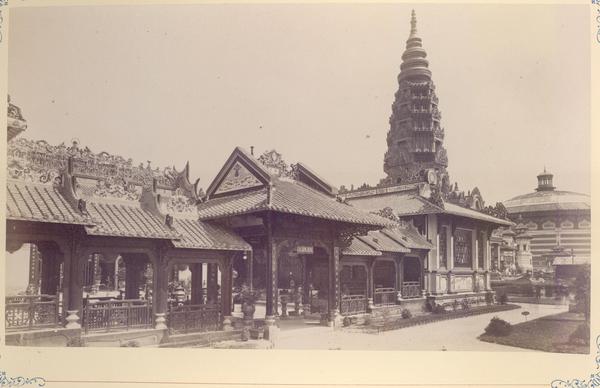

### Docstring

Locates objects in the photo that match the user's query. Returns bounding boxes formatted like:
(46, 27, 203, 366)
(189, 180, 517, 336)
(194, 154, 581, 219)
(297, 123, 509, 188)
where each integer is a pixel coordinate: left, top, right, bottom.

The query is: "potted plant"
(240, 284, 259, 321)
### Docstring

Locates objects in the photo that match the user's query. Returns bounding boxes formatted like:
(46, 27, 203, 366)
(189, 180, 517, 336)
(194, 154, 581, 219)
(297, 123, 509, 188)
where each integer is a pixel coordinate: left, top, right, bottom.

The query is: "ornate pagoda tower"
(383, 11, 448, 185)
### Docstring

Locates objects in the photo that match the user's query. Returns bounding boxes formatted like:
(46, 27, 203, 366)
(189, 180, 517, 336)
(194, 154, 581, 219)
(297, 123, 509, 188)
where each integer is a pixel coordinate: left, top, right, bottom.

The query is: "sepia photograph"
(1, 1, 595, 383)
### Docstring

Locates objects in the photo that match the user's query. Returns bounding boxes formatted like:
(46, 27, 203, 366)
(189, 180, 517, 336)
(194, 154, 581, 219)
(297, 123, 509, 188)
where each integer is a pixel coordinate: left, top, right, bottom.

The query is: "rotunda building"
(503, 170, 590, 271)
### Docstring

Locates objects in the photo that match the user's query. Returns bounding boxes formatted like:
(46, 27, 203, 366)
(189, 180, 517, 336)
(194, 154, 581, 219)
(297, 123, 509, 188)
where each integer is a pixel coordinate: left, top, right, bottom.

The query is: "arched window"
(542, 221, 556, 230)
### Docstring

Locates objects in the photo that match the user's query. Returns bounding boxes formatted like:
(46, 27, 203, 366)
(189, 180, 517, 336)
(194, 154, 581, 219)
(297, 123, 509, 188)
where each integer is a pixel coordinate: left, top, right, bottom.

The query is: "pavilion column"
(65, 242, 84, 329)
(39, 246, 61, 296)
(207, 263, 219, 304)
(301, 255, 310, 309)
(90, 254, 101, 293)
(221, 258, 234, 331)
(247, 251, 254, 290)
(124, 256, 142, 299)
(265, 214, 278, 318)
(328, 242, 342, 327)
(397, 257, 404, 300)
(447, 228, 454, 294)
(26, 244, 41, 295)
(153, 252, 169, 330)
(483, 232, 492, 291)
(190, 263, 204, 304)
(366, 260, 374, 311)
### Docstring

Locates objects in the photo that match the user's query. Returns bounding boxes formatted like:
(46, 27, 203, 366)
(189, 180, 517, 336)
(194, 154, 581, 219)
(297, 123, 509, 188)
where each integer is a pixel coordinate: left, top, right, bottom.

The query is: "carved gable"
(214, 160, 264, 195)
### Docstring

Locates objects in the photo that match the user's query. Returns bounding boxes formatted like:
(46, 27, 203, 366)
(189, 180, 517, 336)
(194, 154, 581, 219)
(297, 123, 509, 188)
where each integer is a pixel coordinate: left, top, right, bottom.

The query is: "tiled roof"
(381, 227, 433, 250)
(84, 201, 180, 239)
(6, 180, 92, 225)
(198, 178, 393, 227)
(342, 238, 382, 257)
(358, 230, 410, 253)
(171, 219, 251, 251)
(347, 191, 512, 226)
(346, 193, 442, 216)
(442, 202, 513, 226)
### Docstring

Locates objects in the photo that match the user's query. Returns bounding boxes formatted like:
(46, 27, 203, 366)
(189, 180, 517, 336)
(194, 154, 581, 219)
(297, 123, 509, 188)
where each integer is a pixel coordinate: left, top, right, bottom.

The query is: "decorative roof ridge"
(7, 136, 188, 190)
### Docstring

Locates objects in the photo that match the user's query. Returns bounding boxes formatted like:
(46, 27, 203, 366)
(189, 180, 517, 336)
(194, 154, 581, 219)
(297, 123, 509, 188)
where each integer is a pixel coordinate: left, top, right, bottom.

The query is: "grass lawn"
(478, 312, 589, 354)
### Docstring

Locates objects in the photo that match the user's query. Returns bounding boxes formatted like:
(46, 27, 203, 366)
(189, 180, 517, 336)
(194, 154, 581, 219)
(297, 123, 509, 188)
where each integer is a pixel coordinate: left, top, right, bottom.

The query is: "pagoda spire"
(409, 9, 418, 38)
(383, 11, 448, 185)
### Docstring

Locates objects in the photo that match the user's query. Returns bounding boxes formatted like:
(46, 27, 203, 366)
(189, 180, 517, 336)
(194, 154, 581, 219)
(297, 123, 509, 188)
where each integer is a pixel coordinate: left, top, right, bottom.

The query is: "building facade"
(503, 170, 591, 272)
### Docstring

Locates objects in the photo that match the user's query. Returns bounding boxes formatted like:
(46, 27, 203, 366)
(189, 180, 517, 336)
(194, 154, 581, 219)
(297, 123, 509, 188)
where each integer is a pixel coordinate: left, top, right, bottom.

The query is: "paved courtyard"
(269, 303, 568, 351)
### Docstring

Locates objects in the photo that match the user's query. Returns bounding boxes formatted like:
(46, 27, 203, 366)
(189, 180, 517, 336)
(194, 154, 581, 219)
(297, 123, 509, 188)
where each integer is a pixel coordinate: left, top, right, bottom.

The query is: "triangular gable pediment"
(206, 147, 272, 199)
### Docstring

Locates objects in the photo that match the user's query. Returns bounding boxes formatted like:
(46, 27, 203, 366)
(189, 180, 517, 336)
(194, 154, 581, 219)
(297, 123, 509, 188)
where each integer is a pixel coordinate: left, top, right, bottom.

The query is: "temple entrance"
(275, 245, 330, 318)
(402, 256, 422, 299)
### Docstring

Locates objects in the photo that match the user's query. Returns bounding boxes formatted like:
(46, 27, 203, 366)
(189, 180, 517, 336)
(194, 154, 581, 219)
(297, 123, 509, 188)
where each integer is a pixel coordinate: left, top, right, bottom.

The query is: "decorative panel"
(214, 161, 264, 195)
(453, 229, 472, 267)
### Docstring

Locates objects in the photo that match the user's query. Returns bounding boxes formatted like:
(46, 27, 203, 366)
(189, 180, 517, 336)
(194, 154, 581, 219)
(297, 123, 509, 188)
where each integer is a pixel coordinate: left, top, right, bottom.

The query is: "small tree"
(574, 265, 591, 321)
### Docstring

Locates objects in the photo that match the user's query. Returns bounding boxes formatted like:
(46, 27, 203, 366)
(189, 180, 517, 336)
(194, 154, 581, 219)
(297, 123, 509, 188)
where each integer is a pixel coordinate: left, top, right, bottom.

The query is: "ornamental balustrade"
(82, 299, 152, 334)
(340, 295, 367, 316)
(167, 303, 221, 335)
(401, 281, 421, 299)
(374, 287, 397, 306)
(5, 294, 61, 331)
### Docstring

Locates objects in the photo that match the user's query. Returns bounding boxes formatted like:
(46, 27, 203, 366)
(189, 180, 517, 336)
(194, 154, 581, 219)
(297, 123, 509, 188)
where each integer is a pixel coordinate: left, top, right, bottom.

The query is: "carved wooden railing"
(374, 288, 396, 306)
(401, 282, 422, 299)
(340, 295, 367, 316)
(167, 303, 221, 335)
(5, 294, 61, 331)
(82, 299, 152, 334)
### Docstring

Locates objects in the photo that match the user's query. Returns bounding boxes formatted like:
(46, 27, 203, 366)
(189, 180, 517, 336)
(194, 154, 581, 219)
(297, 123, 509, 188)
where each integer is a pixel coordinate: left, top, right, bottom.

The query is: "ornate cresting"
(7, 95, 28, 141)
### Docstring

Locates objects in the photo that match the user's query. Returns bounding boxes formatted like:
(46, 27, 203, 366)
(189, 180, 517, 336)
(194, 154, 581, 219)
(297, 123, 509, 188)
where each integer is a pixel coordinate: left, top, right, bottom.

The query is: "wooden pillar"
(124, 257, 141, 299)
(39, 247, 61, 296)
(328, 241, 341, 326)
(397, 257, 404, 299)
(153, 251, 168, 330)
(65, 242, 84, 329)
(221, 258, 234, 330)
(27, 244, 42, 295)
(190, 263, 204, 304)
(301, 255, 309, 303)
(265, 213, 277, 318)
(207, 263, 219, 304)
(366, 260, 374, 311)
(247, 251, 254, 290)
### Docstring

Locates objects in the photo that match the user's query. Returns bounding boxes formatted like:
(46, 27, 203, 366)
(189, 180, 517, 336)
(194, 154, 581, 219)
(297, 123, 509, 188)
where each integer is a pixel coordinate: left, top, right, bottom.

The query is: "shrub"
(451, 300, 459, 312)
(461, 299, 471, 310)
(401, 308, 412, 319)
(485, 292, 494, 305)
(569, 322, 590, 346)
(432, 304, 446, 314)
(498, 293, 508, 305)
(484, 316, 512, 336)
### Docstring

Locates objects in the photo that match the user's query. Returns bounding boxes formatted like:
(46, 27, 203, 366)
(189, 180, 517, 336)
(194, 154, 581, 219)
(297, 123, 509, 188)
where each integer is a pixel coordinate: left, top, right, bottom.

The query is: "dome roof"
(504, 189, 590, 214)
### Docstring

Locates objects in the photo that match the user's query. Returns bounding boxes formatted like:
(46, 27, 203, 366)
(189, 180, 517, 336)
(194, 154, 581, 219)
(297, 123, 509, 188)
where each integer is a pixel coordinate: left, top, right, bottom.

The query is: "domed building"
(503, 170, 591, 272)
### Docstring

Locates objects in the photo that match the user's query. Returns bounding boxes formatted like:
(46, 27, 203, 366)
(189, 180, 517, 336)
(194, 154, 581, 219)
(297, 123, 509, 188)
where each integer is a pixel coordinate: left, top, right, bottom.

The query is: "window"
(542, 221, 556, 230)
(439, 226, 447, 267)
(454, 229, 472, 267)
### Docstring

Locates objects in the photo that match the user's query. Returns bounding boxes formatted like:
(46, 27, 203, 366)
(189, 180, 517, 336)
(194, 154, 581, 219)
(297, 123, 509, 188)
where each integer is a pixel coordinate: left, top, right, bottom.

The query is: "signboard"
(295, 245, 314, 255)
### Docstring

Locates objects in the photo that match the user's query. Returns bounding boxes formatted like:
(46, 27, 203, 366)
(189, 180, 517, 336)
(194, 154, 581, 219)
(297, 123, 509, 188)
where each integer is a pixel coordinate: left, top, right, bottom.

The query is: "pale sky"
(8, 3, 590, 204)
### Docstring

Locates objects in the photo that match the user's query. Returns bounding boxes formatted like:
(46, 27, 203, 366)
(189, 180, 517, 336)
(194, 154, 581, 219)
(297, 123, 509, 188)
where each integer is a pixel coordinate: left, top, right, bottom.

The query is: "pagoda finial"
(410, 10, 418, 37)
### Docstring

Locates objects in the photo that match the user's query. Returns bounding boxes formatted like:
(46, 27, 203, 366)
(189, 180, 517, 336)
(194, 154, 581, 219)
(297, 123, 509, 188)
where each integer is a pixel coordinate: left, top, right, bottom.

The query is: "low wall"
(82, 328, 167, 347)
(6, 328, 81, 347)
